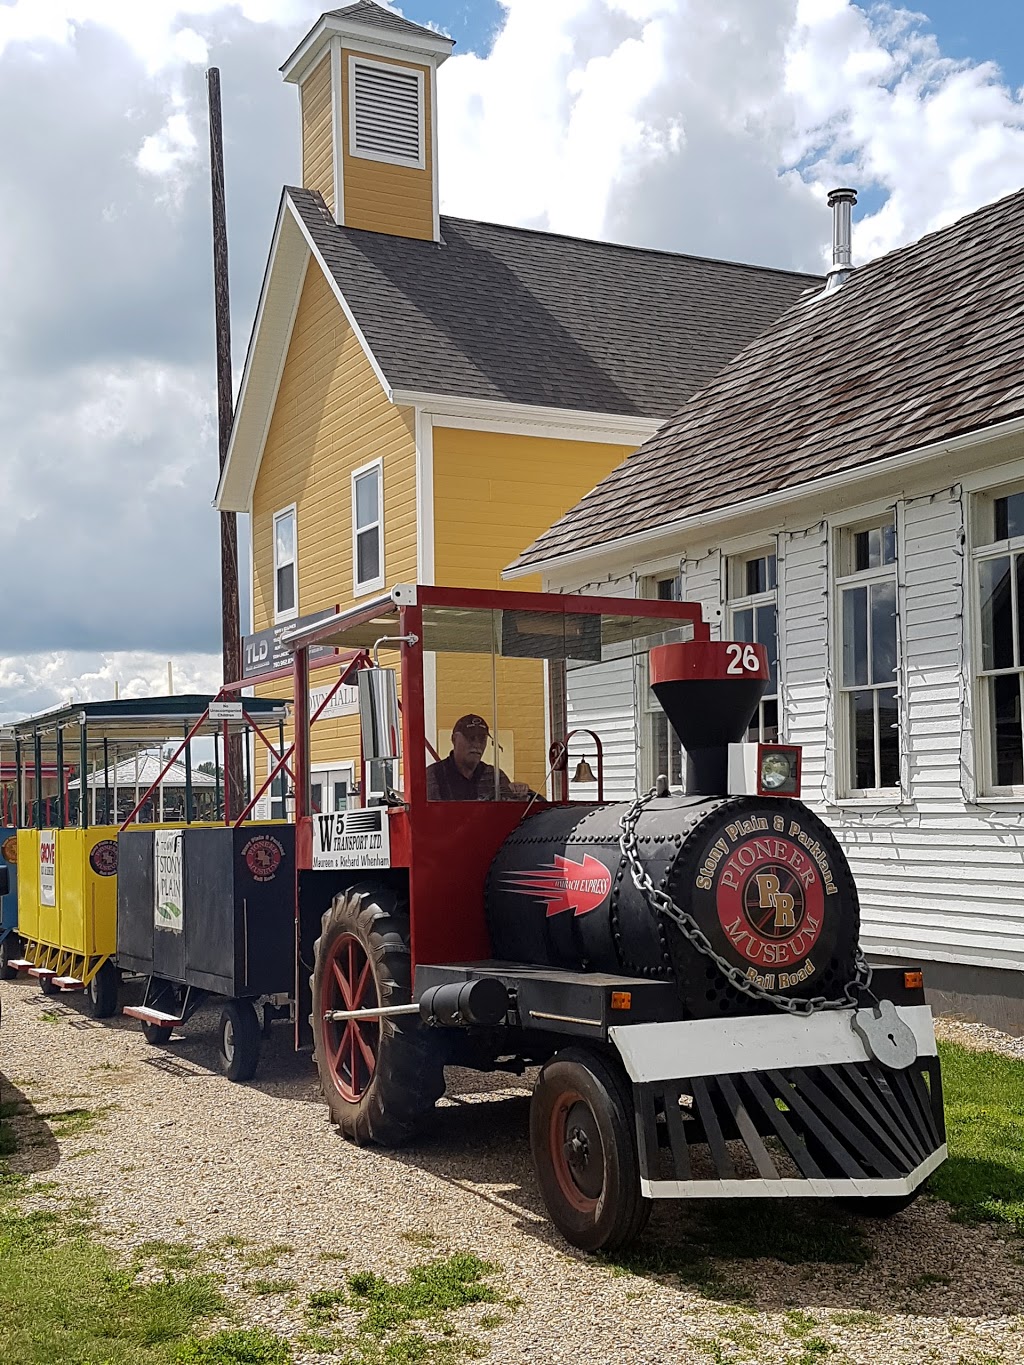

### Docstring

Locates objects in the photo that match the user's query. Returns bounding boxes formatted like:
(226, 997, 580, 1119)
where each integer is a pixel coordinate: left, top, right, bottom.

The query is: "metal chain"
(618, 789, 873, 1017)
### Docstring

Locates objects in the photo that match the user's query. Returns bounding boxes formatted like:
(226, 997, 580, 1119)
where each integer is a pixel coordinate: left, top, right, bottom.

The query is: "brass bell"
(572, 757, 596, 784)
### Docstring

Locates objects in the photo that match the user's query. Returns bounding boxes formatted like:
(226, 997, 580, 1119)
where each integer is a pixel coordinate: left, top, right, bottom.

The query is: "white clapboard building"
(508, 186, 1024, 1031)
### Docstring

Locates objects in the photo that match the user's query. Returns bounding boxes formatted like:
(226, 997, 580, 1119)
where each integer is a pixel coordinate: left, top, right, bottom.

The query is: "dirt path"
(1, 979, 1022, 1364)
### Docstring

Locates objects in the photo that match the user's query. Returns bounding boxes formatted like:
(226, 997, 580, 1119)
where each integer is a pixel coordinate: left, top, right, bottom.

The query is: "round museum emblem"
(89, 839, 119, 876)
(243, 834, 285, 883)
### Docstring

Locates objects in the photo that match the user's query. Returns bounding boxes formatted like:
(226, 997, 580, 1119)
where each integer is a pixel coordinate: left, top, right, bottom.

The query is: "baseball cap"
(453, 714, 490, 737)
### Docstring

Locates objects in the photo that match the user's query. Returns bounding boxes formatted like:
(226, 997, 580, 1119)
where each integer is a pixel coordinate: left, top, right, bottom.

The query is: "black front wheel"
(142, 1023, 173, 1046)
(0, 936, 21, 981)
(87, 960, 119, 1019)
(218, 1000, 261, 1083)
(530, 1046, 651, 1252)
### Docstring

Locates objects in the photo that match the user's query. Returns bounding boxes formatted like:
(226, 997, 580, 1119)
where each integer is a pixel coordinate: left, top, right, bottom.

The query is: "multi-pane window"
(273, 506, 297, 621)
(727, 550, 779, 742)
(975, 487, 1024, 790)
(837, 518, 899, 793)
(649, 573, 684, 787)
(352, 461, 384, 593)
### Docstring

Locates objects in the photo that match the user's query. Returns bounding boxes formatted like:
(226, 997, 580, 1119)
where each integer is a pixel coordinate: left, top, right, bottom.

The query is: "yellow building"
(215, 0, 819, 805)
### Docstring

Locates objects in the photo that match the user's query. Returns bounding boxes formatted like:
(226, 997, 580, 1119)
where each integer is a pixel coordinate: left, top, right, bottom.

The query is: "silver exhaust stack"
(825, 186, 857, 292)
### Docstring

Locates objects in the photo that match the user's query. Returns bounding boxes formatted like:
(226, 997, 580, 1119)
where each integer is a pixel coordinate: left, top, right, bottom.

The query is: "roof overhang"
(504, 410, 1024, 582)
(281, 12, 453, 86)
(215, 190, 394, 514)
(391, 389, 660, 447)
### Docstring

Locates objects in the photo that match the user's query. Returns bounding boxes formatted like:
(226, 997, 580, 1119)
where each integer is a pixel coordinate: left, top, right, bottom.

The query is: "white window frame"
(834, 514, 901, 799)
(971, 482, 1024, 798)
(725, 547, 780, 743)
(272, 504, 298, 623)
(642, 570, 685, 790)
(348, 55, 426, 171)
(352, 458, 385, 595)
(311, 761, 357, 815)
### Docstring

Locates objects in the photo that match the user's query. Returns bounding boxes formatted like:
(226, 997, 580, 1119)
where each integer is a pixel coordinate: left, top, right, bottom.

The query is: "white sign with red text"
(39, 830, 56, 907)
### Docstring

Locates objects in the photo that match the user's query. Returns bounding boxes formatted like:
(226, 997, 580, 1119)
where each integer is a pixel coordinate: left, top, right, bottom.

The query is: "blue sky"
(402, 0, 1024, 86)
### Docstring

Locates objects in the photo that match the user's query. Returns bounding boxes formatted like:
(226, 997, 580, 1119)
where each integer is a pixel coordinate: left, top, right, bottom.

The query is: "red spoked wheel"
(311, 884, 446, 1146)
(322, 932, 380, 1103)
(530, 1046, 651, 1252)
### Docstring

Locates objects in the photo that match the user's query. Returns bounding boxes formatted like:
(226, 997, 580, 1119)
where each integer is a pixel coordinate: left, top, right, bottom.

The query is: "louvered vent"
(351, 60, 423, 167)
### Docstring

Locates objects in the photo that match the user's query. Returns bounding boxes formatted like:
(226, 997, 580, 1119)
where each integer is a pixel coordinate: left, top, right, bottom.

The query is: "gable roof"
(325, 2, 448, 43)
(509, 186, 1024, 575)
(289, 186, 820, 418)
(217, 185, 820, 511)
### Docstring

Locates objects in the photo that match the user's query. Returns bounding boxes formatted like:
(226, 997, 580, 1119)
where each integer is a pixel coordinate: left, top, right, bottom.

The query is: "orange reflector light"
(904, 970, 924, 990)
(610, 991, 632, 1011)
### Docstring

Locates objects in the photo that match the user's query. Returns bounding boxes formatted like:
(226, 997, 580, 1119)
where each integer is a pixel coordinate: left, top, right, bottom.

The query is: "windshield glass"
(422, 607, 694, 803)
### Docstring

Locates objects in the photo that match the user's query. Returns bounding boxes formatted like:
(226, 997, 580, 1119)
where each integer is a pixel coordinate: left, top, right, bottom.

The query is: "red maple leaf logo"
(501, 854, 612, 917)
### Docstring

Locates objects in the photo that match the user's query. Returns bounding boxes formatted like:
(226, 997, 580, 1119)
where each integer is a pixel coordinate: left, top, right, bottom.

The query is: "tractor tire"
(311, 884, 445, 1146)
(142, 1023, 173, 1046)
(87, 960, 119, 1019)
(0, 936, 21, 981)
(530, 1045, 651, 1252)
(218, 1000, 262, 1083)
(38, 971, 57, 996)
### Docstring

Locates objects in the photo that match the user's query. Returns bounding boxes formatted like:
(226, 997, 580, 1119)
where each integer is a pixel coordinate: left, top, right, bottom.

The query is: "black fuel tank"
(485, 795, 860, 1016)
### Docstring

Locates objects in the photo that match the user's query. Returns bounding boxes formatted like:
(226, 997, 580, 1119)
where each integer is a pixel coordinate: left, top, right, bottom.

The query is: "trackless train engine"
(301, 590, 945, 1252)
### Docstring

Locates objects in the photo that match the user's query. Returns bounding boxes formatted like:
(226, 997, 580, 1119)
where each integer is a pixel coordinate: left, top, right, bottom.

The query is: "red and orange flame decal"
(501, 854, 611, 918)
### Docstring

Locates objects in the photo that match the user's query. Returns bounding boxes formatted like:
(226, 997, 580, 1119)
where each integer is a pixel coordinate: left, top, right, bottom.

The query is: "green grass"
(241, 1243, 293, 1269)
(0, 1168, 234, 1364)
(247, 1279, 298, 1297)
(134, 1241, 206, 1274)
(175, 1327, 293, 1363)
(0, 1209, 223, 1360)
(305, 1253, 506, 1365)
(43, 1105, 112, 1138)
(930, 1040, 1024, 1232)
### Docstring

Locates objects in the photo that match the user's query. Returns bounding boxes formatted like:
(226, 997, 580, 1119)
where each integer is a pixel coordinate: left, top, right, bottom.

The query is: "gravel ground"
(2, 981, 1023, 1365)
(934, 1013, 1024, 1059)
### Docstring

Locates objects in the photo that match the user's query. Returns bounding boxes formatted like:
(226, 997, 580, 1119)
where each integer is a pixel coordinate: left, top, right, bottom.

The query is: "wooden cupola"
(281, 2, 453, 242)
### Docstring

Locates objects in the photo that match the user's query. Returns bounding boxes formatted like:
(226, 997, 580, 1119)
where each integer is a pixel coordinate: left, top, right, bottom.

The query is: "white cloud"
(4, 0, 1024, 720)
(0, 651, 223, 721)
(439, 0, 1024, 269)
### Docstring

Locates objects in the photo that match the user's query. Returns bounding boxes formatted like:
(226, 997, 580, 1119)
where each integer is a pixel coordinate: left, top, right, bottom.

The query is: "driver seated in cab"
(426, 715, 533, 801)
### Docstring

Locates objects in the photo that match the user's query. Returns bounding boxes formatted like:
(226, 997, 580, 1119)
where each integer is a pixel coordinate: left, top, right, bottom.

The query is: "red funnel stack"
(649, 640, 769, 795)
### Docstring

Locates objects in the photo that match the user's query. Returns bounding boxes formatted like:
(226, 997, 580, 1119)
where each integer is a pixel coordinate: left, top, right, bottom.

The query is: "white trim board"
(281, 15, 452, 86)
(215, 199, 309, 512)
(643, 1147, 947, 1200)
(399, 391, 659, 447)
(415, 409, 434, 584)
(609, 1004, 937, 1083)
(331, 38, 344, 226)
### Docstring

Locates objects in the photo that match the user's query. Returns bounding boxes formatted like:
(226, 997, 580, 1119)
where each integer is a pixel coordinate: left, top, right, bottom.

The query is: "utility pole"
(207, 66, 244, 813)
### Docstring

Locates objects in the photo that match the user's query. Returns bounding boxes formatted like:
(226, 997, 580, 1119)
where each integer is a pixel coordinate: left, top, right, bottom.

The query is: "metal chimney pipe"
(825, 186, 857, 292)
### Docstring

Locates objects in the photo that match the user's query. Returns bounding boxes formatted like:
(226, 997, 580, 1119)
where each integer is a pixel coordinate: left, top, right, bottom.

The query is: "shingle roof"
(326, 2, 448, 44)
(288, 187, 820, 419)
(510, 187, 1024, 572)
